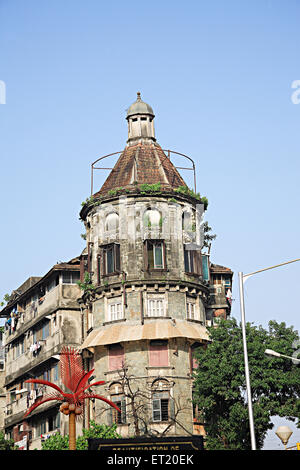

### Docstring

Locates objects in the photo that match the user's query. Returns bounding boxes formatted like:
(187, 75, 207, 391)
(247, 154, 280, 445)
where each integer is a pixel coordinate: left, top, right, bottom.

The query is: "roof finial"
(137, 91, 141, 101)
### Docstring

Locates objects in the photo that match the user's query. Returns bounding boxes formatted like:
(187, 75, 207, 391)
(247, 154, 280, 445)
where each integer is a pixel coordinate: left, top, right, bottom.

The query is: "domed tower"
(126, 91, 156, 145)
(79, 94, 227, 438)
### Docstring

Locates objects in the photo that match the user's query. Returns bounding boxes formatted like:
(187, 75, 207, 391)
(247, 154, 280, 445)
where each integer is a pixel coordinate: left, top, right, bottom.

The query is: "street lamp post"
(265, 349, 300, 364)
(238, 257, 300, 451)
(275, 426, 293, 450)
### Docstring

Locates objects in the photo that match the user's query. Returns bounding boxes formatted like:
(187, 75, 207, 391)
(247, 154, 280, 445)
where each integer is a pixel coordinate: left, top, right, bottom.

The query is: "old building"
(79, 93, 233, 438)
(0, 257, 83, 449)
(0, 93, 233, 448)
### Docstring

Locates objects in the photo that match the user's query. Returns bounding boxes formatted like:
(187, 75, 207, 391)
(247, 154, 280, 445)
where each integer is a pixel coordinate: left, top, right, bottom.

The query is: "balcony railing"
(5, 329, 61, 378)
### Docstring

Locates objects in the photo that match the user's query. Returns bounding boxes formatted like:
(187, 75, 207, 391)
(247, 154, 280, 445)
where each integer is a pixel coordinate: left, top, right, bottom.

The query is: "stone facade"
(79, 94, 233, 438)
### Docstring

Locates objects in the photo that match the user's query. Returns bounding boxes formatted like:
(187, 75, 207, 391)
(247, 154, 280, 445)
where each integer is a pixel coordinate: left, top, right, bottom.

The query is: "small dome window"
(105, 213, 119, 231)
(143, 209, 161, 228)
(182, 211, 192, 231)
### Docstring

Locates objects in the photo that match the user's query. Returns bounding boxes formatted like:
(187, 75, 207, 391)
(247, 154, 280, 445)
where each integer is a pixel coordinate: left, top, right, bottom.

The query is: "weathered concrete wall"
(82, 193, 207, 437)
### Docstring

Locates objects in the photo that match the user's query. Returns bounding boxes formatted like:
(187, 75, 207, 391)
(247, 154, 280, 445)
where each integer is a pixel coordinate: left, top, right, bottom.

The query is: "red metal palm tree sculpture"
(24, 347, 120, 450)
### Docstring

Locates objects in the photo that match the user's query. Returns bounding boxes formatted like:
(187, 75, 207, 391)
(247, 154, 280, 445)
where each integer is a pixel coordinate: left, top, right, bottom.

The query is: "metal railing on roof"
(90, 148, 197, 196)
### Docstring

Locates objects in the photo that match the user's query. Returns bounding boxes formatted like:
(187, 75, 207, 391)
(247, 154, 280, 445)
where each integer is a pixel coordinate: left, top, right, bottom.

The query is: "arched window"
(182, 211, 192, 231)
(108, 382, 126, 425)
(143, 209, 161, 228)
(105, 213, 119, 231)
(151, 379, 174, 422)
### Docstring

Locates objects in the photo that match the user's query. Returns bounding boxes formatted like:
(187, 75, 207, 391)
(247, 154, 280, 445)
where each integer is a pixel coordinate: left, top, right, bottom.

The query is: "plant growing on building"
(77, 272, 96, 294)
(140, 182, 162, 194)
(24, 347, 120, 451)
(202, 221, 217, 253)
(192, 318, 300, 450)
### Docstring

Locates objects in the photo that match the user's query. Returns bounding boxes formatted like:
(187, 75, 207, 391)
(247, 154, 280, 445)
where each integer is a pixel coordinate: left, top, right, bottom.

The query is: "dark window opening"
(144, 240, 166, 271)
(184, 245, 201, 275)
(101, 244, 121, 275)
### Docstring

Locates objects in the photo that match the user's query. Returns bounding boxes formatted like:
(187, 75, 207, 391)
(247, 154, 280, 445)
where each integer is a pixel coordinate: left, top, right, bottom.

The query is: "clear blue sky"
(0, 0, 300, 447)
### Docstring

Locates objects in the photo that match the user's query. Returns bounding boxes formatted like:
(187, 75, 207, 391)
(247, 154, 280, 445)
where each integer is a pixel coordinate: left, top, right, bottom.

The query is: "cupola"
(126, 92, 156, 145)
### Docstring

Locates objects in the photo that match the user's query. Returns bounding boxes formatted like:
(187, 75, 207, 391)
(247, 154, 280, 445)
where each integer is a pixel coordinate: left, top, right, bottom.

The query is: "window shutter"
(101, 248, 106, 276)
(152, 398, 161, 422)
(115, 244, 120, 272)
(162, 241, 167, 269)
(169, 398, 175, 421)
(149, 341, 168, 366)
(201, 254, 209, 281)
(108, 344, 124, 370)
(184, 246, 189, 272)
(194, 250, 201, 275)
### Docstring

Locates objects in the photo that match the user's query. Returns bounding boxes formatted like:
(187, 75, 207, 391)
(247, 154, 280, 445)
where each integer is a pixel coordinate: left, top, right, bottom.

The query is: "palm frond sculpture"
(24, 347, 120, 450)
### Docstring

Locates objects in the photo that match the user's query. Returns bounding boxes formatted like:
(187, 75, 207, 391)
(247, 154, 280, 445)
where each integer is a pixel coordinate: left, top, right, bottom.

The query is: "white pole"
(238, 271, 257, 450)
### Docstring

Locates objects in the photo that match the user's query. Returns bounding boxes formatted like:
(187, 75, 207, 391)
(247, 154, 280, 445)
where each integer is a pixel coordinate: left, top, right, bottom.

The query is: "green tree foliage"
(41, 421, 120, 450)
(0, 432, 17, 450)
(193, 318, 300, 450)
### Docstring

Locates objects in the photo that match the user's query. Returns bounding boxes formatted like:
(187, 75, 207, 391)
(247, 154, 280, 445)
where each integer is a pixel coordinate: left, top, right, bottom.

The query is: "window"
(182, 211, 192, 231)
(101, 244, 121, 275)
(108, 299, 123, 322)
(46, 275, 59, 292)
(62, 271, 80, 284)
(109, 383, 126, 425)
(108, 344, 124, 371)
(40, 420, 47, 435)
(190, 342, 202, 370)
(184, 244, 201, 275)
(147, 296, 165, 317)
(144, 240, 166, 270)
(42, 320, 50, 340)
(16, 337, 24, 357)
(149, 340, 168, 367)
(43, 368, 51, 381)
(186, 298, 196, 320)
(201, 254, 210, 282)
(152, 391, 169, 422)
(111, 396, 126, 424)
(151, 379, 172, 422)
(52, 363, 59, 382)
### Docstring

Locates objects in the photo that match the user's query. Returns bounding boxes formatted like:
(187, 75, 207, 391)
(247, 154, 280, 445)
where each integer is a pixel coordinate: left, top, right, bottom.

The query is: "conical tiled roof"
(93, 142, 186, 197)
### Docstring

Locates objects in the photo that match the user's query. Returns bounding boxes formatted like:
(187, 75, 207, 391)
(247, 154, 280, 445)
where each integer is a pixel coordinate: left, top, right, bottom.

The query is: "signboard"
(88, 435, 204, 451)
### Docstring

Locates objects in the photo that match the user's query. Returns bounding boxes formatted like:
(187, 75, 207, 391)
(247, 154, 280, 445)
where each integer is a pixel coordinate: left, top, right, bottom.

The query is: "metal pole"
(238, 271, 257, 450)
